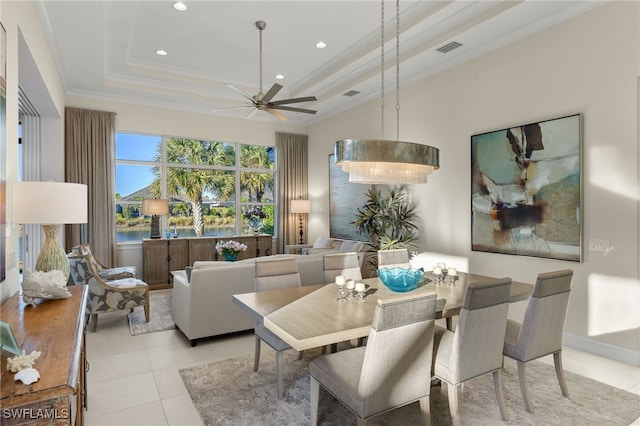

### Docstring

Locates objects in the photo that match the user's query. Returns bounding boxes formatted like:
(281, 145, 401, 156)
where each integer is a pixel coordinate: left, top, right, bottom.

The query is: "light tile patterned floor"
(85, 311, 640, 425)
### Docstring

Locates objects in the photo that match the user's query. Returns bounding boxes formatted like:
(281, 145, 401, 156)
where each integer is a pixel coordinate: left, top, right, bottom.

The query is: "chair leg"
(492, 370, 508, 421)
(144, 295, 150, 323)
(553, 351, 570, 397)
(310, 377, 320, 426)
(253, 337, 261, 372)
(447, 383, 461, 426)
(419, 395, 432, 426)
(517, 360, 534, 413)
(89, 314, 98, 332)
(276, 350, 284, 399)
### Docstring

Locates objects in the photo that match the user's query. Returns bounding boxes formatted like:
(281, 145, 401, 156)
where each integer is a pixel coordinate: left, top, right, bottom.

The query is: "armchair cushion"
(98, 266, 137, 281)
(313, 237, 334, 248)
(340, 240, 364, 253)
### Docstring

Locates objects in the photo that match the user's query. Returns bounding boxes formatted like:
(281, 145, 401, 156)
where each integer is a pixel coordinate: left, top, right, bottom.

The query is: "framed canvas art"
(0, 22, 6, 281)
(471, 114, 582, 261)
(328, 154, 370, 241)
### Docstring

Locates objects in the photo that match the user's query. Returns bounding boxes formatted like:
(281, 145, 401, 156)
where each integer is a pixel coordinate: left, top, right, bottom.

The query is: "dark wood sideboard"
(1, 285, 88, 426)
(142, 235, 272, 288)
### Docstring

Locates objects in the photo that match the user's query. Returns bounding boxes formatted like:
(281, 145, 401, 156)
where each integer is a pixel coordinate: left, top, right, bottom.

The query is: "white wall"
(308, 2, 639, 364)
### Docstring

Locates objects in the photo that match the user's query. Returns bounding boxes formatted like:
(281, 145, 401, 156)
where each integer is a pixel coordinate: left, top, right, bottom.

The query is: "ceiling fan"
(219, 20, 317, 122)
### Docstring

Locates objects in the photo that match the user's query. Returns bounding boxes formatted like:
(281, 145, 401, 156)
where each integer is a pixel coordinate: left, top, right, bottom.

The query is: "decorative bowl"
(377, 267, 425, 292)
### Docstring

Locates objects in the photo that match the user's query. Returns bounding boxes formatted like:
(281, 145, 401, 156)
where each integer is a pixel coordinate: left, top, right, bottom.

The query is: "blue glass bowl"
(377, 267, 425, 292)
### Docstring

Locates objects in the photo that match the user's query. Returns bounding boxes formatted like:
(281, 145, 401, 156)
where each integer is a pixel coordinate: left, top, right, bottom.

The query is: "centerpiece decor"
(215, 240, 247, 262)
(244, 206, 267, 235)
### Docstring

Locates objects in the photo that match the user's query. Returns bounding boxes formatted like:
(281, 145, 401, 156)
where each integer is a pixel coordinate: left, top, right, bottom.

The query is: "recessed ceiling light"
(315, 41, 327, 49)
(155, 49, 168, 56)
(275, 74, 284, 80)
(173, 2, 187, 12)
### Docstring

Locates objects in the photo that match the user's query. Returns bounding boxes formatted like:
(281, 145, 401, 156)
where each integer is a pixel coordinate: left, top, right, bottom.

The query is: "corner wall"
(308, 2, 640, 363)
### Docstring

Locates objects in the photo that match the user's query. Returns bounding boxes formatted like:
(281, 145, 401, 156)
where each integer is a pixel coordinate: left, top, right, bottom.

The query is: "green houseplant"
(352, 185, 420, 251)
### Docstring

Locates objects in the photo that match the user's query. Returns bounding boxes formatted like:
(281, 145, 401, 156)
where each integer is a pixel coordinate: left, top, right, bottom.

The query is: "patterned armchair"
(68, 253, 149, 332)
(72, 244, 137, 281)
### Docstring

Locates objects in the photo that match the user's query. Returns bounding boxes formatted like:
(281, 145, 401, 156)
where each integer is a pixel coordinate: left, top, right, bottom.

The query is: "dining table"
(232, 271, 533, 352)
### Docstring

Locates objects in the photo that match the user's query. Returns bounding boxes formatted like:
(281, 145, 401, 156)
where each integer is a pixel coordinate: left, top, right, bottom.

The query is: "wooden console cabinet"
(143, 235, 272, 287)
(1, 286, 88, 426)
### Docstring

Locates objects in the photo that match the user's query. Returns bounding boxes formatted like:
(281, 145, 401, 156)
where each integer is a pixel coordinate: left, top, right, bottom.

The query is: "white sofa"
(171, 255, 325, 346)
(286, 237, 378, 278)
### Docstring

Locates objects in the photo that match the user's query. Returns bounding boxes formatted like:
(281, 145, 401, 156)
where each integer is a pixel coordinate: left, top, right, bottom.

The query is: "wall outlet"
(589, 238, 609, 252)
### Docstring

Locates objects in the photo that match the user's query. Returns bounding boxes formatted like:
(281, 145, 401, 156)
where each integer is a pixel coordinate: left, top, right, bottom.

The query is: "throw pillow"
(340, 241, 364, 253)
(21, 269, 72, 306)
(313, 237, 334, 248)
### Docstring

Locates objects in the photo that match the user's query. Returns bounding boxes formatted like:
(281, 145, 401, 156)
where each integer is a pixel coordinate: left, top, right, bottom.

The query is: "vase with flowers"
(215, 240, 248, 262)
(244, 206, 268, 234)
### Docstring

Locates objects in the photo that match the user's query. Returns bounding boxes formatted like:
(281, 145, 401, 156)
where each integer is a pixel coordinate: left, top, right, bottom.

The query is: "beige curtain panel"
(276, 132, 308, 253)
(64, 107, 117, 266)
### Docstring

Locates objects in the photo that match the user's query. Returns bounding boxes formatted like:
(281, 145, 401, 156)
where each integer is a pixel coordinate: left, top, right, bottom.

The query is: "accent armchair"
(68, 253, 149, 332)
(72, 244, 137, 281)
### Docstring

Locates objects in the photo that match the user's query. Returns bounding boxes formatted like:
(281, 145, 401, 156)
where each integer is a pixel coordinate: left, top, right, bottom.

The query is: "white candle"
(437, 262, 446, 270)
(433, 267, 442, 275)
(346, 279, 355, 290)
(335, 275, 346, 285)
(355, 282, 365, 292)
(447, 268, 457, 277)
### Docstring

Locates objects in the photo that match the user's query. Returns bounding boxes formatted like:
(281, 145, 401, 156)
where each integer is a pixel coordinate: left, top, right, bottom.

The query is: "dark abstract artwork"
(471, 114, 582, 261)
(328, 154, 370, 242)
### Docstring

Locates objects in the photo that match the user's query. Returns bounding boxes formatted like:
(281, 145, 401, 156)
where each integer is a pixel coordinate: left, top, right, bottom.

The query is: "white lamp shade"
(12, 181, 88, 224)
(290, 199, 311, 214)
(142, 199, 170, 216)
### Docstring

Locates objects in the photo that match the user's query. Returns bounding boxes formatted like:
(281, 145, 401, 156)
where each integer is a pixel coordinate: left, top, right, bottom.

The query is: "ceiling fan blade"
(269, 96, 317, 106)
(261, 83, 283, 103)
(270, 105, 317, 115)
(208, 105, 252, 113)
(245, 108, 258, 120)
(266, 108, 289, 122)
(225, 84, 257, 103)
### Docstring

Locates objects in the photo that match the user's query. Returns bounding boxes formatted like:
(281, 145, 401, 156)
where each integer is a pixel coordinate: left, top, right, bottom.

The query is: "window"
(115, 133, 276, 242)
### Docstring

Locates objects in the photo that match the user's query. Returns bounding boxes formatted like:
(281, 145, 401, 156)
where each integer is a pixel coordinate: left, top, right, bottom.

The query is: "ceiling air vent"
(437, 41, 462, 54)
(343, 90, 360, 97)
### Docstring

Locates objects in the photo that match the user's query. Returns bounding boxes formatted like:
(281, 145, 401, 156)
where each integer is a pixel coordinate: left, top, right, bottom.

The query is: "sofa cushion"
(313, 237, 334, 248)
(340, 240, 364, 253)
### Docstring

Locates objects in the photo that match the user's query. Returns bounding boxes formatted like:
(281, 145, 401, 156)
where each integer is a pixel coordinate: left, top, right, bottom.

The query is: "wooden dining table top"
(232, 271, 533, 352)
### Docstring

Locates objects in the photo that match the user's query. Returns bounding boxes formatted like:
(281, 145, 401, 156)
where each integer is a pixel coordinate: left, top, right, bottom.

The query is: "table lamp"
(12, 181, 88, 280)
(290, 199, 311, 244)
(142, 199, 169, 239)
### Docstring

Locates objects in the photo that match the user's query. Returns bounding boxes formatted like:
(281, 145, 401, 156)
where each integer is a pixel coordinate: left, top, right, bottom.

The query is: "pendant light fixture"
(335, 0, 439, 185)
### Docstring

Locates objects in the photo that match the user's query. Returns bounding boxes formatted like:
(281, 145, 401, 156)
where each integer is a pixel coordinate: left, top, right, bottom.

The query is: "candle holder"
(345, 279, 355, 301)
(335, 275, 347, 303)
(355, 282, 366, 302)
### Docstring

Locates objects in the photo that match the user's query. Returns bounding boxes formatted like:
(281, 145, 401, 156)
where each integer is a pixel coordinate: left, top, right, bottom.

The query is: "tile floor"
(85, 310, 640, 426)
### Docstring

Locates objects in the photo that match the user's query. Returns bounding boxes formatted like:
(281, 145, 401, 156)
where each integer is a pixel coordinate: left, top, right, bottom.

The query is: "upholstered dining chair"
(67, 253, 149, 332)
(310, 292, 437, 426)
(253, 257, 302, 399)
(503, 269, 573, 413)
(432, 278, 512, 426)
(322, 252, 362, 283)
(72, 244, 137, 281)
(377, 248, 411, 269)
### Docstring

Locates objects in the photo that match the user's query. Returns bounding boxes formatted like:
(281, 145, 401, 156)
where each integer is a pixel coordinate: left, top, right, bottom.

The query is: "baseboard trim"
(564, 332, 640, 366)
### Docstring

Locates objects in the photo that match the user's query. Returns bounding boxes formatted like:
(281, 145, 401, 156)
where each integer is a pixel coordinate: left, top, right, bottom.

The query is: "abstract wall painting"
(471, 114, 582, 262)
(328, 154, 370, 242)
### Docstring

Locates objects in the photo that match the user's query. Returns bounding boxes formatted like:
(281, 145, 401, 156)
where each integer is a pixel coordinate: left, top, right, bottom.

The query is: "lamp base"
(35, 224, 70, 280)
(150, 215, 161, 239)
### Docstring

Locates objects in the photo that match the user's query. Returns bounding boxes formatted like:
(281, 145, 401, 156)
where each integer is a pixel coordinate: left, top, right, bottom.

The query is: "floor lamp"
(142, 199, 169, 239)
(290, 199, 311, 245)
(12, 181, 88, 280)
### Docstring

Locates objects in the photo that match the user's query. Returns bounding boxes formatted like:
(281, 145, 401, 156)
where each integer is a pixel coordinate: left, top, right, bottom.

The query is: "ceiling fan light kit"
(222, 20, 317, 122)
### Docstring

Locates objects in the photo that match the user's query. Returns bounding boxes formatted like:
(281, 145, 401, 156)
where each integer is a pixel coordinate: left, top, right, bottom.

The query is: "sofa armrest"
(284, 244, 313, 255)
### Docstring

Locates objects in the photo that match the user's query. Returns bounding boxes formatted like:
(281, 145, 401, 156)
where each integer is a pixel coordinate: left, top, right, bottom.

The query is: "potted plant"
(352, 185, 419, 251)
(215, 240, 248, 262)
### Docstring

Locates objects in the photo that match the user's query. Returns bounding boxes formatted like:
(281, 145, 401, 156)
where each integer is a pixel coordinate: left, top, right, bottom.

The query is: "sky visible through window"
(115, 133, 161, 197)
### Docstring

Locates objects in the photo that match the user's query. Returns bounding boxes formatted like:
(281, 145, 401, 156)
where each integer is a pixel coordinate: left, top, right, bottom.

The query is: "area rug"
(128, 289, 175, 336)
(180, 348, 640, 426)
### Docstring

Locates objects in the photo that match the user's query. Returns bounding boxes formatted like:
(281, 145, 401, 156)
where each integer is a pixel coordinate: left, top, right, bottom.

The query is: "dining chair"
(253, 257, 302, 399)
(322, 252, 362, 283)
(310, 292, 437, 426)
(377, 248, 411, 269)
(503, 269, 573, 413)
(432, 278, 512, 426)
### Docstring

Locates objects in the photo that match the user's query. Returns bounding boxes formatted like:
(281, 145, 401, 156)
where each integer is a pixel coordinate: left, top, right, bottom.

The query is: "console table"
(143, 235, 272, 287)
(1, 286, 88, 425)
